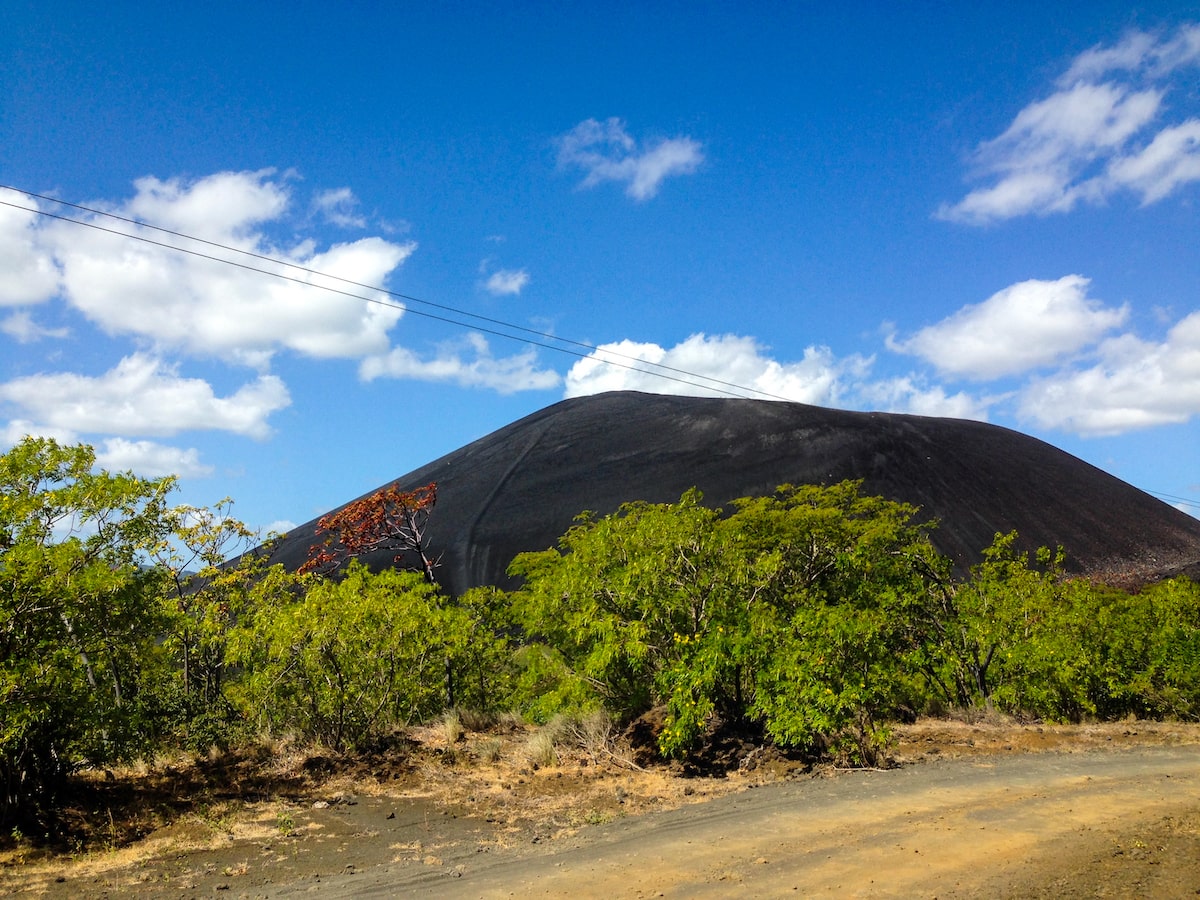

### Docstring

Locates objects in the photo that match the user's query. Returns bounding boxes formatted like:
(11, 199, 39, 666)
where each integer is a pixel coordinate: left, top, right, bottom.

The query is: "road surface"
(271, 744, 1200, 898)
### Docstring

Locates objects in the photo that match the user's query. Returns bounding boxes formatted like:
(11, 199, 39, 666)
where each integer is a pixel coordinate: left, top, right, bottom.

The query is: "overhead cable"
(4, 185, 1196, 511)
(0, 186, 793, 403)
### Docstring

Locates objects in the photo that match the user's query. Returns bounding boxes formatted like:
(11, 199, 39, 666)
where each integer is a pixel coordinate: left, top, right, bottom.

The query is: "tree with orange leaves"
(300, 482, 439, 583)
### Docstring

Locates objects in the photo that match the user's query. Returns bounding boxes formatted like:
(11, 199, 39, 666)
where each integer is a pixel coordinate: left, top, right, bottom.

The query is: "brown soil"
(2, 718, 1199, 897)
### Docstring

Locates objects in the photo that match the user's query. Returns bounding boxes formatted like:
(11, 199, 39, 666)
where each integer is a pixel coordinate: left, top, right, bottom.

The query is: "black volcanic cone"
(264, 392, 1200, 594)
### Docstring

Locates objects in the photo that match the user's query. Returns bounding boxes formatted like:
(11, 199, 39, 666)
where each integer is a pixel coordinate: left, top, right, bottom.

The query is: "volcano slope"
(264, 391, 1200, 595)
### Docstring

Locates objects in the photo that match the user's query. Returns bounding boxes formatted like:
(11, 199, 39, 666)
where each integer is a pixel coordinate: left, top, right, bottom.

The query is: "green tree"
(1088, 577, 1200, 718)
(929, 532, 1094, 720)
(509, 482, 946, 764)
(452, 585, 519, 714)
(230, 563, 500, 750)
(509, 491, 730, 727)
(727, 483, 946, 763)
(0, 437, 174, 823)
(148, 500, 270, 750)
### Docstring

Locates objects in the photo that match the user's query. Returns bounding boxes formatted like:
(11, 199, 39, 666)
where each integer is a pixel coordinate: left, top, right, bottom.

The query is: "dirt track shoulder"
(5, 723, 1200, 898)
(288, 744, 1200, 898)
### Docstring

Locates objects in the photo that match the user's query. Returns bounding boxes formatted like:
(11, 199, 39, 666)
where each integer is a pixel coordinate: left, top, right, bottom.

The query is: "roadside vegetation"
(3, 436, 1199, 844)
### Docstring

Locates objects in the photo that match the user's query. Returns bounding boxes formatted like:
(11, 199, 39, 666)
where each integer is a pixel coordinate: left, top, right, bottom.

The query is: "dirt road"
(280, 745, 1200, 898)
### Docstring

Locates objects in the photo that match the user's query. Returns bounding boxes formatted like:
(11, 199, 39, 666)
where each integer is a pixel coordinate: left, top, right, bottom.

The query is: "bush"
(0, 438, 177, 825)
(230, 563, 465, 750)
(508, 482, 945, 763)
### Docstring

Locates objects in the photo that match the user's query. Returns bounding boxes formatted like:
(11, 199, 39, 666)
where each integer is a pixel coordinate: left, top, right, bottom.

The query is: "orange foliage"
(300, 481, 439, 581)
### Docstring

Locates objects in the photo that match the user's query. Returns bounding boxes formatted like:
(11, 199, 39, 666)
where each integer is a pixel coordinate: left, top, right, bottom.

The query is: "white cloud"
(560, 280, 1197, 441)
(95, 438, 214, 478)
(312, 187, 367, 228)
(1, 419, 79, 448)
(0, 353, 291, 439)
(0, 191, 60, 305)
(13, 171, 414, 366)
(1017, 310, 1200, 435)
(263, 519, 298, 537)
(485, 268, 530, 296)
(878, 273, 1200, 438)
(564, 333, 871, 406)
(360, 333, 561, 394)
(940, 24, 1200, 223)
(557, 118, 703, 200)
(1173, 502, 1200, 520)
(122, 170, 290, 242)
(1059, 24, 1200, 83)
(859, 377, 992, 421)
(1058, 30, 1160, 84)
(1106, 119, 1200, 204)
(888, 276, 1128, 380)
(1, 310, 68, 343)
(561, 333, 993, 421)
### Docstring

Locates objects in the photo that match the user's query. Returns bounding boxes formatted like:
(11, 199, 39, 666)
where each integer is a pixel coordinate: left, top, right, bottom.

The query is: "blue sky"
(2, 2, 1199, 538)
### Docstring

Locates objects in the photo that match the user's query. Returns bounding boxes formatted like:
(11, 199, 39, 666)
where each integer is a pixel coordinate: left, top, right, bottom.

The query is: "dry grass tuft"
(457, 708, 498, 732)
(440, 709, 465, 745)
(521, 727, 559, 768)
(476, 737, 503, 763)
(563, 709, 617, 760)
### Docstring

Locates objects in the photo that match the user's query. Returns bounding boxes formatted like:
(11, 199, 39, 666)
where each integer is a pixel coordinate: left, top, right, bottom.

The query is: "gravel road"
(275, 744, 1200, 898)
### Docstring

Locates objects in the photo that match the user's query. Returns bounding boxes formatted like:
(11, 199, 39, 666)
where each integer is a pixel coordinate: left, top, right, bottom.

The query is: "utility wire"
(0, 186, 795, 403)
(4, 186, 1198, 513)
(1145, 489, 1200, 512)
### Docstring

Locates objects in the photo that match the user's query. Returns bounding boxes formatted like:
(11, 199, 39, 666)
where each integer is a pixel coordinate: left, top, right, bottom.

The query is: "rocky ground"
(3, 718, 1199, 897)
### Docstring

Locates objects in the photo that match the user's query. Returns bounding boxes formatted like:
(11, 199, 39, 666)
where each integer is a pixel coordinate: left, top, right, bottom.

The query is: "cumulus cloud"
(1, 419, 79, 448)
(6, 173, 415, 366)
(0, 191, 60, 305)
(564, 333, 871, 406)
(1059, 24, 1200, 83)
(561, 333, 993, 421)
(95, 438, 214, 478)
(484, 268, 530, 296)
(123, 170, 291, 243)
(557, 278, 1198, 440)
(0, 354, 291, 439)
(1174, 502, 1200, 520)
(1017, 310, 1200, 435)
(360, 333, 561, 394)
(557, 118, 703, 200)
(858, 377, 992, 421)
(312, 187, 367, 228)
(1, 310, 68, 343)
(940, 24, 1200, 223)
(1, 169, 564, 478)
(888, 276, 1128, 380)
(879, 274, 1200, 437)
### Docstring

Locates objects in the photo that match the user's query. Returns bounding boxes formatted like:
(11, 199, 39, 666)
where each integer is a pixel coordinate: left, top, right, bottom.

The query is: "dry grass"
(476, 737, 503, 763)
(5, 718, 1200, 896)
(0, 799, 287, 893)
(521, 728, 559, 768)
(439, 708, 465, 745)
(889, 717, 1200, 764)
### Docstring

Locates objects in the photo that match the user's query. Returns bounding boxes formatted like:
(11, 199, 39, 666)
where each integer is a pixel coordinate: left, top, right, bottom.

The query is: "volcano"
(263, 392, 1200, 594)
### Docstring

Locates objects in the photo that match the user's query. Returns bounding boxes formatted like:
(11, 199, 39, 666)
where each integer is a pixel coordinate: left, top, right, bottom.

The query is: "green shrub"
(508, 481, 945, 763)
(0, 438, 176, 823)
(230, 563, 466, 750)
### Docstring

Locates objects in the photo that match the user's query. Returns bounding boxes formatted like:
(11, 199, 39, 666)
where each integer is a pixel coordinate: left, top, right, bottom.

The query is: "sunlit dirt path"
(292, 745, 1200, 898)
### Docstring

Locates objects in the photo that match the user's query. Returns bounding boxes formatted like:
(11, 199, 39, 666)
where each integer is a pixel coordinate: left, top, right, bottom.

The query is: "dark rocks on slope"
(263, 392, 1200, 595)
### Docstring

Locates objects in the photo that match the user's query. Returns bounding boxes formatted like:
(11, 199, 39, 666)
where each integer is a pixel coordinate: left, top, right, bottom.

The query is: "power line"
(5, 185, 1197, 513)
(0, 185, 795, 403)
(1146, 489, 1200, 511)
